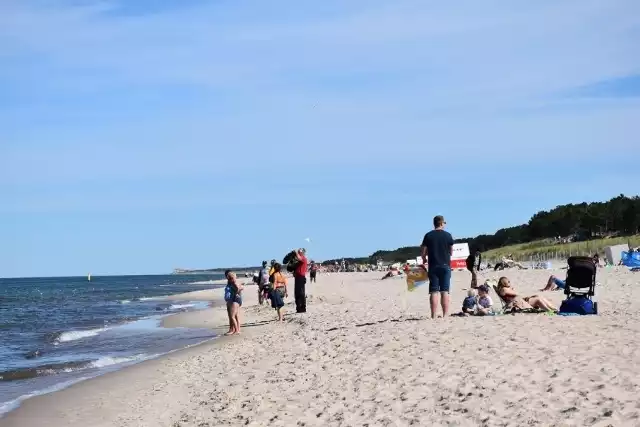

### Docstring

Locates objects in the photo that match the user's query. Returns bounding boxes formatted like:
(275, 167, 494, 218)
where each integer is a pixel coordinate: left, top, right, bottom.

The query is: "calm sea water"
(0, 274, 226, 416)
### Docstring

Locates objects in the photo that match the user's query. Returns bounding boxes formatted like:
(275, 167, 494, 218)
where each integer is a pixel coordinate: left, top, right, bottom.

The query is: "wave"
(0, 360, 90, 382)
(53, 328, 107, 344)
(139, 296, 168, 301)
(168, 303, 196, 310)
(0, 376, 91, 416)
(0, 355, 150, 382)
(0, 335, 218, 417)
(88, 354, 150, 368)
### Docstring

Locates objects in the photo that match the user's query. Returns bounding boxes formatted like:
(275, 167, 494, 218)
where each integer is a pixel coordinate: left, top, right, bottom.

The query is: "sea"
(0, 273, 228, 416)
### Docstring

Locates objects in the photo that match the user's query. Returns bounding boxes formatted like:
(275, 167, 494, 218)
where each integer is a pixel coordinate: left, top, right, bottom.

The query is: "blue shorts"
(553, 278, 566, 289)
(428, 265, 451, 293)
(270, 288, 285, 309)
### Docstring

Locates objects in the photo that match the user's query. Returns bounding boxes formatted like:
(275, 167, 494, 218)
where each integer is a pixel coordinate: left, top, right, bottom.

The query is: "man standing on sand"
(421, 215, 454, 318)
(294, 248, 308, 313)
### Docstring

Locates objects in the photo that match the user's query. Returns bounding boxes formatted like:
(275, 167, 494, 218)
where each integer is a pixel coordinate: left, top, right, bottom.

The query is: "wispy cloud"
(571, 74, 640, 98)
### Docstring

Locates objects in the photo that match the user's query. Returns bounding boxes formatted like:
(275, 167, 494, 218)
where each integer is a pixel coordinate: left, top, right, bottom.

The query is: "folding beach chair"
(492, 285, 545, 314)
(493, 285, 509, 312)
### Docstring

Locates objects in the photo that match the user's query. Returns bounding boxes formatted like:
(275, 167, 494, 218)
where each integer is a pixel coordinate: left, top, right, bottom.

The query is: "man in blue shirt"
(421, 215, 454, 318)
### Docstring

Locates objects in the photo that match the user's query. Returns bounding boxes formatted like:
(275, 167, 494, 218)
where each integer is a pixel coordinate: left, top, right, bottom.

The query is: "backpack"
(286, 262, 298, 273)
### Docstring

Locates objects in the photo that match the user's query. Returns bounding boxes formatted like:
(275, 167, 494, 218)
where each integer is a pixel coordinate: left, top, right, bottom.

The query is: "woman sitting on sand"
(269, 263, 288, 322)
(224, 271, 243, 335)
(497, 277, 557, 312)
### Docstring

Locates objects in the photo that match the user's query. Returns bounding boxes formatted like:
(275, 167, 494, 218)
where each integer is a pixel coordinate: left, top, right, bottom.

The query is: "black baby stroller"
(559, 256, 598, 315)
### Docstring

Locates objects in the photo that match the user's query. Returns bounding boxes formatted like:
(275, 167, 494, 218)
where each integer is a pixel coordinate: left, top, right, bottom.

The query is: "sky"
(1, 0, 639, 277)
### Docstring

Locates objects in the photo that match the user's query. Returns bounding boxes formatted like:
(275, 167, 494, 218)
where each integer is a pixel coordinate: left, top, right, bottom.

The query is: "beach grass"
(483, 235, 640, 261)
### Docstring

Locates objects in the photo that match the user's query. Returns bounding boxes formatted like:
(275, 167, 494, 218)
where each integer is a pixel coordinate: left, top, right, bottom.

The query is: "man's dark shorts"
(428, 265, 452, 293)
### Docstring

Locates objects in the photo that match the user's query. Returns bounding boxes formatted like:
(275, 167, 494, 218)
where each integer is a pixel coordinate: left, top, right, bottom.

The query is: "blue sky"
(1, 0, 639, 277)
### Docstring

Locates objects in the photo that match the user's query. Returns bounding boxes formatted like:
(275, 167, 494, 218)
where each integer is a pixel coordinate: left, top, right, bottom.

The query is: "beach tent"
(620, 251, 640, 268)
(604, 244, 629, 266)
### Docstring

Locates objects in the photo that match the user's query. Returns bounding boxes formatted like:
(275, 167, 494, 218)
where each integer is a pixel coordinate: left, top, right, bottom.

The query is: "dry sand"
(3, 268, 640, 427)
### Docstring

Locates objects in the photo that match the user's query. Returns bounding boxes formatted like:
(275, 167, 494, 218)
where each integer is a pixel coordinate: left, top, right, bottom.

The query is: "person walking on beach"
(421, 215, 454, 319)
(293, 248, 308, 313)
(309, 261, 318, 283)
(257, 261, 270, 305)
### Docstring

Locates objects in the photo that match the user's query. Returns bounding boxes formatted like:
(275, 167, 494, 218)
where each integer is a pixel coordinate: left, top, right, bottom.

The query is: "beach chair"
(492, 285, 509, 312)
(560, 256, 598, 314)
(492, 285, 545, 314)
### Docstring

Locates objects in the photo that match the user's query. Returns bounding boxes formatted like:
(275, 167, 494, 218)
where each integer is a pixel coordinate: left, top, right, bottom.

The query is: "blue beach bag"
(559, 296, 597, 315)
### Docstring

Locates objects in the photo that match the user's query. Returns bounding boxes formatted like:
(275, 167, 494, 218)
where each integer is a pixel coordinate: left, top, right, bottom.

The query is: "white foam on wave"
(56, 328, 107, 343)
(0, 354, 155, 418)
(0, 334, 220, 418)
(0, 376, 91, 417)
(119, 299, 131, 304)
(169, 303, 196, 310)
(139, 296, 168, 301)
(88, 354, 150, 369)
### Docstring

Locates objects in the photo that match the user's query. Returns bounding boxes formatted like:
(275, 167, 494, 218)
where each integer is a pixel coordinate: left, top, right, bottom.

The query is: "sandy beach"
(3, 267, 640, 427)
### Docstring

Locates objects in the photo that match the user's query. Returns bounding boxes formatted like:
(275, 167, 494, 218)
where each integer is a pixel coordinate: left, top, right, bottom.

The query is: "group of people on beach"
(224, 216, 599, 330)
(420, 214, 562, 318)
(223, 248, 311, 335)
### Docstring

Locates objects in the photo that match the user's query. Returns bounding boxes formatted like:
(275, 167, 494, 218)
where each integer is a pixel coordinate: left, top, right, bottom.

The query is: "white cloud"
(2, 0, 638, 91)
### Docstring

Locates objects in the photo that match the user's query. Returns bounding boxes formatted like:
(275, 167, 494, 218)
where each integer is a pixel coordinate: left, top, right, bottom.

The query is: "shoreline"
(0, 282, 234, 419)
(3, 269, 640, 426)
(1, 277, 269, 426)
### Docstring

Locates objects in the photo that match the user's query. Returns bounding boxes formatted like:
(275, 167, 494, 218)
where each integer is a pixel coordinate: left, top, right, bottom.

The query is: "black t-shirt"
(421, 230, 454, 268)
(466, 252, 482, 271)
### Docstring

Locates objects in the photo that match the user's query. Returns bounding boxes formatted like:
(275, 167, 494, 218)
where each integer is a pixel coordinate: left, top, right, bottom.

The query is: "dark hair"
(274, 263, 282, 272)
(262, 261, 268, 267)
(478, 284, 489, 293)
(224, 269, 231, 279)
(433, 215, 445, 228)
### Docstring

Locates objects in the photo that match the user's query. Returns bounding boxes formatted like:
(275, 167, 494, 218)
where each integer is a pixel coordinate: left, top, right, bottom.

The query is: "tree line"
(322, 194, 640, 265)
